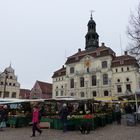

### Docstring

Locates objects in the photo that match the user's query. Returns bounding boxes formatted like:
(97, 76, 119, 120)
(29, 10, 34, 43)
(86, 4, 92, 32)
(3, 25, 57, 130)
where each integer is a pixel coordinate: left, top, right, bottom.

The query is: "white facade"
(0, 65, 20, 98)
(52, 51, 140, 99)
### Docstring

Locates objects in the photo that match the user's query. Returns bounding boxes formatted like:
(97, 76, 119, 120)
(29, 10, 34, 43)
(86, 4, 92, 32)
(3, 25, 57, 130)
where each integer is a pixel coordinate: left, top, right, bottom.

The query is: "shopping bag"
(0, 121, 6, 128)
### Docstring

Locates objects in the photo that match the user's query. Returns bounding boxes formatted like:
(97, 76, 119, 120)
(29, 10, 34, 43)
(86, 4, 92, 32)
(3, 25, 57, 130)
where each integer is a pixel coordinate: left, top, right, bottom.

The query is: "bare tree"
(127, 3, 140, 65)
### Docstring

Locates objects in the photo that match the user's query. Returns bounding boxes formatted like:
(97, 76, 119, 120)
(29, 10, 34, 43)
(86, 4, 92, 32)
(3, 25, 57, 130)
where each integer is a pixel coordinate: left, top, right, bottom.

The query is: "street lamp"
(3, 70, 8, 98)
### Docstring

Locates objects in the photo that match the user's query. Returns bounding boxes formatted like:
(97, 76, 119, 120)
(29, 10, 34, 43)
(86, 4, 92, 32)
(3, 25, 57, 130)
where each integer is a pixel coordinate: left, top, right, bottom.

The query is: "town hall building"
(52, 14, 140, 100)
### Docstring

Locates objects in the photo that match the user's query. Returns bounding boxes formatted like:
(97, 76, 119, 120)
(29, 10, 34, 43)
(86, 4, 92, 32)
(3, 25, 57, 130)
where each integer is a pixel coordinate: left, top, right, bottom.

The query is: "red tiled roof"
(52, 66, 66, 78)
(111, 55, 138, 67)
(65, 46, 115, 65)
(37, 81, 52, 94)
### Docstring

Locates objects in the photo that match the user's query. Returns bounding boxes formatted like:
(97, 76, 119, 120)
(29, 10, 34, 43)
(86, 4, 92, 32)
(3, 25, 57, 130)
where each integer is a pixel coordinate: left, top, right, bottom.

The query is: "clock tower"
(85, 13, 99, 51)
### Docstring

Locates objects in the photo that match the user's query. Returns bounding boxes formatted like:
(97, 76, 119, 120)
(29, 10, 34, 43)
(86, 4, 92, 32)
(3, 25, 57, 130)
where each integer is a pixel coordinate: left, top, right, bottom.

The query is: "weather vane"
(90, 10, 95, 19)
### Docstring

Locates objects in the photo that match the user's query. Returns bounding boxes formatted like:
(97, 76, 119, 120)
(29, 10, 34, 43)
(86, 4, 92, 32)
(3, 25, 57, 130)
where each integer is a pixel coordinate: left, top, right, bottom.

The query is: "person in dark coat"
(0, 105, 8, 131)
(59, 103, 69, 132)
(115, 104, 121, 125)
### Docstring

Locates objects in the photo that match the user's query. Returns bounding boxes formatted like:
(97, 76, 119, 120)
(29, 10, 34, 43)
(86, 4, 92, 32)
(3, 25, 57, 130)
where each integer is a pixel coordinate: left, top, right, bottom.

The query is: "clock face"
(84, 60, 91, 67)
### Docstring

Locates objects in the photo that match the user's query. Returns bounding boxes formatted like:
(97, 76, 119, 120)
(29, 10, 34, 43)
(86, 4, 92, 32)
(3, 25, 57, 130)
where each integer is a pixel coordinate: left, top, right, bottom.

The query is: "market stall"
(40, 97, 115, 130)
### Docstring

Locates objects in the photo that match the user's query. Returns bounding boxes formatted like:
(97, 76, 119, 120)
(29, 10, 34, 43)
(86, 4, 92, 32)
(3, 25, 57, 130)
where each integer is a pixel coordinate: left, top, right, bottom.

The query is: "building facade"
(0, 65, 20, 98)
(30, 80, 52, 99)
(52, 15, 140, 99)
(19, 89, 31, 99)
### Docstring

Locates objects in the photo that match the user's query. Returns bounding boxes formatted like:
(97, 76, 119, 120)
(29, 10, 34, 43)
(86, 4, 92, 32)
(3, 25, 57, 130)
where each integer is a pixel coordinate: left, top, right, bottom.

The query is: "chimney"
(101, 42, 105, 47)
(62, 65, 64, 68)
(78, 48, 81, 52)
(124, 51, 127, 55)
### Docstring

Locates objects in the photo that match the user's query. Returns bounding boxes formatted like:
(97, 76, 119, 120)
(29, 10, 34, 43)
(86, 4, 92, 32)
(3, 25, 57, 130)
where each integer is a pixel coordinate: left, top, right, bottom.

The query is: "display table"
(8, 115, 31, 128)
(40, 113, 114, 130)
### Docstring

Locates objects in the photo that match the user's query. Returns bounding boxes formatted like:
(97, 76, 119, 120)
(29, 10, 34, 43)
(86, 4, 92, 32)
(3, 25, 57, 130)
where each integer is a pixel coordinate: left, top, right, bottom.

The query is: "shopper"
(59, 103, 69, 132)
(0, 105, 8, 131)
(115, 104, 121, 125)
(31, 106, 42, 137)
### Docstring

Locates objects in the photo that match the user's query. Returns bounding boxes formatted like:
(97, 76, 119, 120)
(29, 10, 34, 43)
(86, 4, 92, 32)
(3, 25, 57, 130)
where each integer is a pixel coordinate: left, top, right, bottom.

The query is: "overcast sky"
(0, 0, 139, 89)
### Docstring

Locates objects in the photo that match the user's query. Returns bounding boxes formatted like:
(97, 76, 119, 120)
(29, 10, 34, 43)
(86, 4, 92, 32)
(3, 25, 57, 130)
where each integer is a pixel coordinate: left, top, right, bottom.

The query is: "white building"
(0, 65, 20, 98)
(52, 15, 140, 100)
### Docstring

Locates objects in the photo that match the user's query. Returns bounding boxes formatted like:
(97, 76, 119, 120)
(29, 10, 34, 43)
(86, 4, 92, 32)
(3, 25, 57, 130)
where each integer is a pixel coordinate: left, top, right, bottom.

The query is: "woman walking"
(31, 106, 42, 137)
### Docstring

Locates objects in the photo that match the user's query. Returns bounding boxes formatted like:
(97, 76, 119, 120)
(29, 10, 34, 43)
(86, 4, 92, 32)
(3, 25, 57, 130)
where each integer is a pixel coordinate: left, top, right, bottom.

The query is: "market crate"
(40, 117, 54, 129)
(53, 118, 63, 130)
(97, 115, 106, 127)
(105, 113, 113, 124)
(8, 116, 18, 128)
(93, 117, 99, 129)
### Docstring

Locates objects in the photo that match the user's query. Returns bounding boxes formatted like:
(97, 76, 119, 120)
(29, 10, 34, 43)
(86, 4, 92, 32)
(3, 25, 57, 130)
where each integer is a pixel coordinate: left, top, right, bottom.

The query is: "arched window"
(70, 67, 74, 74)
(102, 61, 107, 68)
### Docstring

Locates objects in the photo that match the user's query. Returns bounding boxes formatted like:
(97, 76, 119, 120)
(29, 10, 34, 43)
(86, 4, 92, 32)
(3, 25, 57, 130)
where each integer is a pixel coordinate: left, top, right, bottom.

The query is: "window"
(71, 93, 74, 96)
(126, 84, 131, 92)
(13, 83, 16, 86)
(92, 75, 96, 86)
(117, 79, 120, 82)
(126, 78, 129, 82)
(103, 74, 108, 85)
(80, 77, 84, 87)
(56, 91, 58, 96)
(61, 86, 63, 88)
(61, 91, 63, 96)
(81, 92, 85, 97)
(1, 82, 3, 85)
(70, 67, 74, 74)
(117, 85, 122, 93)
(121, 68, 123, 72)
(115, 69, 118, 72)
(104, 90, 109, 96)
(102, 61, 107, 68)
(4, 92, 9, 98)
(92, 91, 97, 97)
(87, 68, 89, 73)
(12, 92, 16, 98)
(0, 91, 2, 97)
(9, 83, 12, 86)
(70, 78, 74, 88)
(10, 76, 13, 79)
(127, 67, 129, 71)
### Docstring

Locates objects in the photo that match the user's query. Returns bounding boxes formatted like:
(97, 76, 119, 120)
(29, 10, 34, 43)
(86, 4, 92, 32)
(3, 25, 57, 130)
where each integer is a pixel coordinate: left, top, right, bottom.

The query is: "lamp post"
(3, 70, 8, 98)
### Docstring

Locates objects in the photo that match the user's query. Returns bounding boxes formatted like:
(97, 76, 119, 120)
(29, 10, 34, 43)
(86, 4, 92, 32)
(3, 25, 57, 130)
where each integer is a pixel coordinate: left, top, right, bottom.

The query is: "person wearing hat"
(59, 103, 69, 132)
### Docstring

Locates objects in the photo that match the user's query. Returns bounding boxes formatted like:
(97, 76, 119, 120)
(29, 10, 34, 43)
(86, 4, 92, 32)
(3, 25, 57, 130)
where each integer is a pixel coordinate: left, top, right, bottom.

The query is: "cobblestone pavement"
(0, 122, 140, 140)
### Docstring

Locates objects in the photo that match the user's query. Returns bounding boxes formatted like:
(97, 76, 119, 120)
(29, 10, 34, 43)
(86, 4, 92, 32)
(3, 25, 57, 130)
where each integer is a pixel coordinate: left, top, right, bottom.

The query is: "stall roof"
(0, 98, 45, 104)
